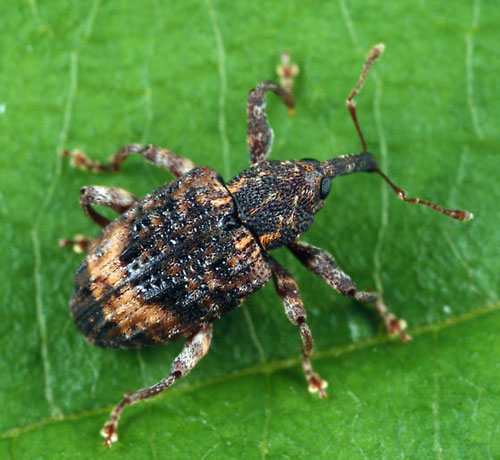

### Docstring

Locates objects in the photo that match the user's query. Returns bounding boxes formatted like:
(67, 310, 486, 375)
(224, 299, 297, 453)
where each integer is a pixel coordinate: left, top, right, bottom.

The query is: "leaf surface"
(1, 0, 499, 458)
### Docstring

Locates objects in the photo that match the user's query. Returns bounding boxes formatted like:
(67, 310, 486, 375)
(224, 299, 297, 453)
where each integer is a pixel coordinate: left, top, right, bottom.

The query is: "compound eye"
(300, 158, 319, 165)
(319, 177, 331, 199)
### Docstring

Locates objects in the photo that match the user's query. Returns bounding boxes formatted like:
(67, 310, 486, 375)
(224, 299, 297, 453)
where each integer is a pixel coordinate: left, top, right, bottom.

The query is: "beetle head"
(227, 151, 471, 251)
(227, 159, 334, 250)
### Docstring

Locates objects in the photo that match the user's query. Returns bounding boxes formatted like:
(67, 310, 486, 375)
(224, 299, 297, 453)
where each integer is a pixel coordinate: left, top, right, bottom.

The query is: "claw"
(375, 300, 412, 343)
(58, 234, 92, 253)
(100, 424, 118, 448)
(308, 375, 328, 398)
(386, 314, 412, 342)
(62, 148, 111, 172)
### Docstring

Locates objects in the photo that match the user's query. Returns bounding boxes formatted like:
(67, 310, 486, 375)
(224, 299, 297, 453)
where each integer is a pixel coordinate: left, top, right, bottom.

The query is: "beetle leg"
(78, 185, 138, 228)
(59, 186, 137, 251)
(269, 257, 328, 398)
(247, 80, 295, 165)
(63, 144, 195, 179)
(288, 240, 412, 342)
(100, 323, 213, 448)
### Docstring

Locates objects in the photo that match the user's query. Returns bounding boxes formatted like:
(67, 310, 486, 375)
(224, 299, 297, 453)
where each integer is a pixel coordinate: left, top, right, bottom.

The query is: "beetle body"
(71, 166, 273, 348)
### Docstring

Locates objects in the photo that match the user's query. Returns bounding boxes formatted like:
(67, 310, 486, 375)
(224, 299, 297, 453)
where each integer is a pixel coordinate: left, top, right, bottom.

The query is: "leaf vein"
(199, 441, 221, 460)
(432, 331, 442, 460)
(465, 0, 485, 140)
(347, 391, 369, 460)
(30, 0, 100, 419)
(27, 0, 45, 31)
(204, 0, 230, 179)
(243, 306, 267, 364)
(260, 375, 272, 460)
(1, 302, 498, 441)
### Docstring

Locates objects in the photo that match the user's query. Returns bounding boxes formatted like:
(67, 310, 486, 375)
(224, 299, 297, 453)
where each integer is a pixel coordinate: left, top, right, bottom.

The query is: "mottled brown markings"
(73, 166, 275, 350)
(80, 186, 139, 228)
(211, 196, 232, 208)
(227, 161, 323, 250)
(73, 206, 183, 347)
(247, 81, 295, 164)
(234, 234, 253, 251)
(259, 231, 280, 248)
(103, 286, 182, 346)
(86, 219, 131, 294)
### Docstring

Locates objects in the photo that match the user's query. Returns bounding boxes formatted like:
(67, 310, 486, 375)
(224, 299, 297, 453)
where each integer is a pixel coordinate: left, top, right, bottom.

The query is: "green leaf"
(2, 0, 499, 458)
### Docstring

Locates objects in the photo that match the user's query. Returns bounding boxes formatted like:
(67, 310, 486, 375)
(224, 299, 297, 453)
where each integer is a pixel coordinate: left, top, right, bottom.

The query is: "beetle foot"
(58, 234, 92, 253)
(100, 423, 118, 448)
(308, 374, 328, 398)
(375, 300, 412, 342)
(276, 51, 299, 116)
(63, 149, 92, 171)
(386, 314, 412, 342)
(62, 148, 112, 173)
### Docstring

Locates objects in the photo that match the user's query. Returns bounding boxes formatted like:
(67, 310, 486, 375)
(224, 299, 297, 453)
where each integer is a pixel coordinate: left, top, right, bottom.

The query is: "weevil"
(61, 44, 473, 447)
